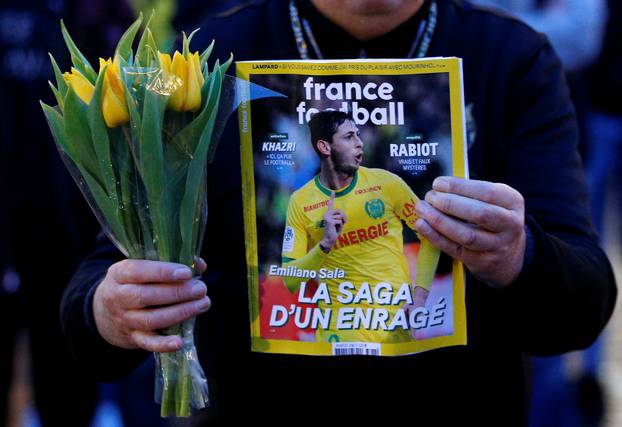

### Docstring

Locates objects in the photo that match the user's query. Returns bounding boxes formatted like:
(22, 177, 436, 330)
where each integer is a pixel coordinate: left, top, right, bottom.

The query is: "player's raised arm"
(319, 191, 347, 252)
(281, 192, 347, 293)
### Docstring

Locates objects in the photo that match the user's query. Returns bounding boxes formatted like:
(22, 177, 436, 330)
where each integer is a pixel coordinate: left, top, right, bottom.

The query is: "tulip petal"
(159, 53, 172, 74)
(63, 68, 95, 104)
(193, 52, 205, 87)
(103, 88, 130, 128)
(168, 51, 187, 111)
(99, 57, 112, 73)
(184, 52, 203, 112)
(97, 55, 129, 128)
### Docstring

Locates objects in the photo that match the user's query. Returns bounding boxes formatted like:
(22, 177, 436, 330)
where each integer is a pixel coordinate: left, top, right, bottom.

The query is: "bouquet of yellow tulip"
(41, 14, 234, 417)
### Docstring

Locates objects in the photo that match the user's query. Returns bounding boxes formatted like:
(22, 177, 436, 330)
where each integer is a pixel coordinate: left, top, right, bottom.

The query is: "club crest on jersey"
(365, 198, 385, 219)
(283, 226, 295, 252)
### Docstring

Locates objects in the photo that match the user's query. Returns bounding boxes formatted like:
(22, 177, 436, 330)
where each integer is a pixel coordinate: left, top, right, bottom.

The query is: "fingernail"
(415, 200, 428, 215)
(173, 267, 192, 280)
(433, 177, 449, 192)
(191, 282, 206, 297)
(416, 219, 429, 234)
(168, 337, 182, 351)
(425, 191, 436, 203)
(196, 297, 211, 312)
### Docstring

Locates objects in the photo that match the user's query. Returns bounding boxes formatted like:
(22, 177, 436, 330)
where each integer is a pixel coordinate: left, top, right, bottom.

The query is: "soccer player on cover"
(281, 110, 440, 343)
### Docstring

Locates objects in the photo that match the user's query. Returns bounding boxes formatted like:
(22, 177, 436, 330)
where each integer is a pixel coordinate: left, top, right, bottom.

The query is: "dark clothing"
(61, 0, 616, 424)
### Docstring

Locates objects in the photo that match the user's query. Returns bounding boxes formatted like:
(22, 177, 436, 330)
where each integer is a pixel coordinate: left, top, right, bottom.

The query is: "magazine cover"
(237, 59, 468, 356)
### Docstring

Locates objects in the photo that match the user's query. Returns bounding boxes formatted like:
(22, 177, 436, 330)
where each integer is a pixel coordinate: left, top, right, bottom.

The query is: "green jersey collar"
(314, 171, 359, 197)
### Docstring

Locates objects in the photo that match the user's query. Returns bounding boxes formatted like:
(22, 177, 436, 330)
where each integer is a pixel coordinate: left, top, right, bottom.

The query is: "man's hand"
(414, 177, 526, 288)
(93, 258, 209, 353)
(320, 191, 347, 252)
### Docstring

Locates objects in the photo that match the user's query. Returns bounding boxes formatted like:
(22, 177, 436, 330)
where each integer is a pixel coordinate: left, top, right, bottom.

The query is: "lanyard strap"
(289, 0, 437, 60)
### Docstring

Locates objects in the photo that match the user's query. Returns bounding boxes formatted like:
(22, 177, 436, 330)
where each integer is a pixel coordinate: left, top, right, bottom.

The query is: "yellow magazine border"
(237, 58, 468, 356)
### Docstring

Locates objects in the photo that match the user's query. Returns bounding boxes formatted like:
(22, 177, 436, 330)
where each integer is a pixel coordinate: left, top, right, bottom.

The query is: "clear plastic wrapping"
(41, 16, 236, 417)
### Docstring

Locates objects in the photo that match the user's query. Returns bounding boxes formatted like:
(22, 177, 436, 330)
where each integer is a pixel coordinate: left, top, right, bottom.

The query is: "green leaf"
(60, 20, 97, 83)
(109, 127, 145, 258)
(172, 66, 220, 158)
(48, 81, 64, 110)
(43, 101, 130, 254)
(146, 44, 161, 70)
(161, 113, 194, 261)
(136, 13, 156, 67)
(87, 65, 119, 203)
(147, 28, 158, 59)
(204, 63, 223, 127)
(115, 13, 144, 63)
(204, 77, 225, 162)
(81, 167, 131, 253)
(201, 59, 220, 108)
(132, 163, 157, 258)
(220, 53, 234, 75)
(199, 40, 215, 69)
(182, 31, 190, 58)
(125, 85, 142, 139)
(139, 87, 171, 260)
(186, 28, 200, 50)
(119, 60, 142, 140)
(48, 53, 67, 97)
(182, 28, 201, 59)
(178, 67, 223, 264)
(41, 102, 73, 160)
(63, 85, 102, 188)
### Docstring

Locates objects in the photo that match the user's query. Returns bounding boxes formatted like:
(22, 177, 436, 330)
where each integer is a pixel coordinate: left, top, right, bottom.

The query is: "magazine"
(237, 58, 468, 356)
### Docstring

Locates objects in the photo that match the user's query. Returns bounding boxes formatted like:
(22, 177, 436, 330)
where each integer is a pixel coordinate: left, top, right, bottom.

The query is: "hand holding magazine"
(237, 58, 468, 356)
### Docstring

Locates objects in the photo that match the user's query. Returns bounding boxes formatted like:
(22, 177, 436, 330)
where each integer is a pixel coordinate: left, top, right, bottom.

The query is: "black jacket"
(61, 1, 616, 424)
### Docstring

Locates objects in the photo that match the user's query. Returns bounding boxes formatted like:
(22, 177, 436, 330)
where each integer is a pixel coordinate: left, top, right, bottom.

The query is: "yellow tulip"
(159, 50, 204, 112)
(98, 56, 130, 128)
(159, 52, 172, 73)
(186, 52, 204, 111)
(63, 68, 94, 104)
(168, 52, 187, 111)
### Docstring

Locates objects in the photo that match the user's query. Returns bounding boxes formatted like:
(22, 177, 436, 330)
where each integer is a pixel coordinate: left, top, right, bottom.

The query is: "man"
(61, 0, 616, 424)
(280, 110, 440, 342)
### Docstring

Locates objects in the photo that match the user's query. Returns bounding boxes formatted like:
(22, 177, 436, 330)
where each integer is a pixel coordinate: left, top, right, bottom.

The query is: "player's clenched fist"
(320, 191, 348, 252)
(93, 258, 209, 353)
(415, 176, 526, 288)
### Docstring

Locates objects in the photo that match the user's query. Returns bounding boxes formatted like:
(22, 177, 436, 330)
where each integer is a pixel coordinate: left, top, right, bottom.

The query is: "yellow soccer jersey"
(282, 166, 422, 343)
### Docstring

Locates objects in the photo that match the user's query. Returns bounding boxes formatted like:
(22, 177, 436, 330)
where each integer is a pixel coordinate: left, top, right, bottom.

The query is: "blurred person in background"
(0, 75, 19, 425)
(0, 1, 100, 425)
(0, 1, 168, 426)
(583, 5, 622, 423)
(471, 0, 606, 73)
(470, 0, 606, 156)
(466, 1, 611, 425)
(586, 0, 622, 246)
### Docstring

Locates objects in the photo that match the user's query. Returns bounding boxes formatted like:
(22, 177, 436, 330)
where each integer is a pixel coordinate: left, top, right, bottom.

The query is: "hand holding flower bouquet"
(41, 14, 234, 417)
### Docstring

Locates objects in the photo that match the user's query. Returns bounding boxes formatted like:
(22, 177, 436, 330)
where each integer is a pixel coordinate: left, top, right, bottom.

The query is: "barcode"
(332, 342, 381, 356)
(334, 348, 379, 356)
